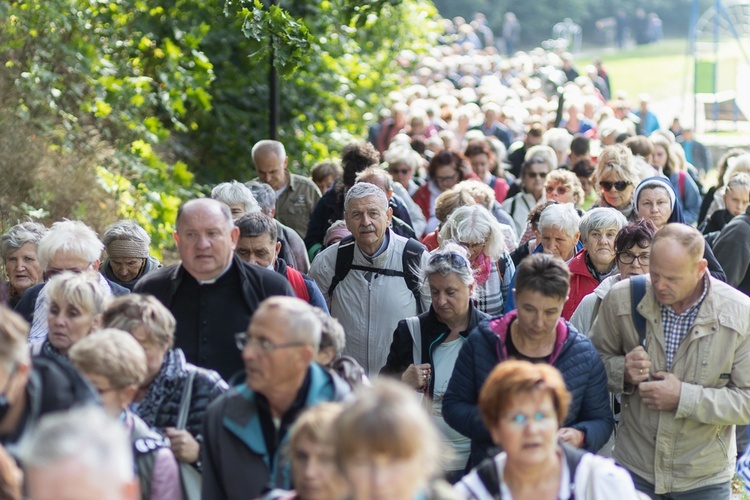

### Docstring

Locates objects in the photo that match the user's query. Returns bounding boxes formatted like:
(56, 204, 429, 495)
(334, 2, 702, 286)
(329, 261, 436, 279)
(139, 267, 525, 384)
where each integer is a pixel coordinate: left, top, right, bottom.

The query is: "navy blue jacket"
(442, 312, 613, 468)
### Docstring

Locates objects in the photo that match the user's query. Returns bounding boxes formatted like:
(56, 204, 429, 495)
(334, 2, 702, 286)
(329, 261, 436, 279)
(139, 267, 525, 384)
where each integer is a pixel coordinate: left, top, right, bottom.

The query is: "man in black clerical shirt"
(134, 198, 294, 380)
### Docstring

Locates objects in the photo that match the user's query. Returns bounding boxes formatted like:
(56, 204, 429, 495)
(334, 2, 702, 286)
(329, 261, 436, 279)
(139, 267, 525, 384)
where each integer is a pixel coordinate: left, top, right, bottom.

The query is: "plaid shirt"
(660, 276, 709, 370)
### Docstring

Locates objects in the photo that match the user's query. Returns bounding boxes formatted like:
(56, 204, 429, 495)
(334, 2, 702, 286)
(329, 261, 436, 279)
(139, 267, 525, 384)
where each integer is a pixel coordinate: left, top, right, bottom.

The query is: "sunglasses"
(389, 168, 411, 175)
(525, 172, 547, 179)
(545, 185, 569, 195)
(599, 180, 632, 192)
(429, 251, 470, 270)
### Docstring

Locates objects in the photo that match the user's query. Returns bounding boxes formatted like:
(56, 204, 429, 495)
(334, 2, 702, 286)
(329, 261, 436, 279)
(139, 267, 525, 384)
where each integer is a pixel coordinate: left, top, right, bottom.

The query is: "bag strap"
(176, 371, 196, 430)
(405, 317, 422, 366)
(560, 441, 588, 499)
(402, 238, 425, 314)
(630, 275, 648, 347)
(328, 235, 356, 299)
(475, 457, 502, 500)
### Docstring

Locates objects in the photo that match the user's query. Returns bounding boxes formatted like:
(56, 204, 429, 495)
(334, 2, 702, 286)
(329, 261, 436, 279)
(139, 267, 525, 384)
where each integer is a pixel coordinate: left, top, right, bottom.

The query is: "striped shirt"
(660, 276, 709, 370)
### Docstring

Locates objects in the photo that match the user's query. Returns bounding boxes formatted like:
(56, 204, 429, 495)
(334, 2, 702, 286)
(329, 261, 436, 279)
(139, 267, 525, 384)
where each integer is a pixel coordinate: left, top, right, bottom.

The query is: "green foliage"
(187, 0, 440, 182)
(0, 0, 213, 254)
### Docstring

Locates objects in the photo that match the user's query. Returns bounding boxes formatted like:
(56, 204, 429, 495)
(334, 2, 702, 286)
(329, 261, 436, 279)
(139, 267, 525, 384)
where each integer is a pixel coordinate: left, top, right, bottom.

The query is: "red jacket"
(413, 182, 432, 221)
(563, 249, 599, 320)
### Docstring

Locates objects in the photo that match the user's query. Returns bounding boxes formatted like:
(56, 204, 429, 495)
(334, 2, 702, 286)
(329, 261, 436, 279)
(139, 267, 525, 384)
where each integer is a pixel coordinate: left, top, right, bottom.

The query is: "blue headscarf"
(634, 176, 685, 224)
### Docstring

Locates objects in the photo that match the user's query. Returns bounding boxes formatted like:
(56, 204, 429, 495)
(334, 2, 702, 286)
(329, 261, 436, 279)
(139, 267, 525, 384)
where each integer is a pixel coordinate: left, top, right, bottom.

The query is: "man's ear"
(274, 241, 282, 259)
(230, 226, 240, 249)
(173, 231, 180, 245)
(91, 259, 101, 272)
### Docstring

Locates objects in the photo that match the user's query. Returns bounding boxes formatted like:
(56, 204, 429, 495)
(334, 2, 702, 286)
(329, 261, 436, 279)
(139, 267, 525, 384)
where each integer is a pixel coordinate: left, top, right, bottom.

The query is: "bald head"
(176, 198, 233, 233)
(652, 223, 704, 264)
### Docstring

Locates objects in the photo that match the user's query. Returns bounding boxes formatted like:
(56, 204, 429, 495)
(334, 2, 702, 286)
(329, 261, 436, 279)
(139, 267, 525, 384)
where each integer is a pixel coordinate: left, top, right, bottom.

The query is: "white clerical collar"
(196, 260, 234, 285)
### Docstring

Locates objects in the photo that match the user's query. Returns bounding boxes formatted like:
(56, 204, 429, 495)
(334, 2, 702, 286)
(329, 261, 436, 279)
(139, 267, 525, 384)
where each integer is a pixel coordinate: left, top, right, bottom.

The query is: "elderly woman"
(443, 254, 614, 468)
(32, 271, 106, 359)
(440, 206, 516, 316)
(592, 144, 640, 221)
(263, 403, 348, 500)
(384, 145, 423, 196)
(571, 220, 657, 336)
(502, 148, 555, 235)
(634, 176, 727, 282)
(562, 207, 628, 320)
(464, 138, 510, 203)
(101, 220, 161, 290)
(650, 134, 702, 225)
(382, 243, 491, 480)
(413, 149, 473, 236)
(544, 169, 585, 208)
(102, 294, 228, 466)
(453, 180, 518, 252)
(420, 188, 476, 251)
(0, 222, 46, 307)
(333, 380, 457, 500)
(455, 360, 639, 499)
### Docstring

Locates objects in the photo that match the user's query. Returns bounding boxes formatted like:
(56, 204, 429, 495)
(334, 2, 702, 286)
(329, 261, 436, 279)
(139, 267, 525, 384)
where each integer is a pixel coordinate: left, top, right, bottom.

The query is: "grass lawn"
(577, 38, 694, 102)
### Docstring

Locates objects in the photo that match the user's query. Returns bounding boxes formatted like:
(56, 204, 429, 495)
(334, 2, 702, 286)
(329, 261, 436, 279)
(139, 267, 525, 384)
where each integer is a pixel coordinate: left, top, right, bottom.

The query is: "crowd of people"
(1, 13, 750, 500)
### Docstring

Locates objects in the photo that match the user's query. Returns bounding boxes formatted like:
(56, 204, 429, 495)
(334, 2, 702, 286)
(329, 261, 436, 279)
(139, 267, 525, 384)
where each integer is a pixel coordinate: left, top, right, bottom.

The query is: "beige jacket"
(591, 275, 750, 494)
(275, 172, 321, 238)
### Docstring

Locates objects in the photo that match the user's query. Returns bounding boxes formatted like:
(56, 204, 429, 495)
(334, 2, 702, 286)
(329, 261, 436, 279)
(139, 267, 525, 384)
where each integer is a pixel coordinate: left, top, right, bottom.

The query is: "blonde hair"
(594, 144, 638, 185)
(46, 271, 108, 317)
(69, 328, 147, 389)
(102, 294, 175, 349)
(544, 169, 584, 206)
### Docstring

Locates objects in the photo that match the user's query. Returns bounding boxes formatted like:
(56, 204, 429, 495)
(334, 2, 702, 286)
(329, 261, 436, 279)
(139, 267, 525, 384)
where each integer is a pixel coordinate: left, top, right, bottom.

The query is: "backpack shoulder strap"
(405, 316, 422, 366)
(630, 275, 648, 347)
(560, 442, 588, 499)
(475, 457, 502, 500)
(402, 238, 426, 314)
(328, 235, 356, 300)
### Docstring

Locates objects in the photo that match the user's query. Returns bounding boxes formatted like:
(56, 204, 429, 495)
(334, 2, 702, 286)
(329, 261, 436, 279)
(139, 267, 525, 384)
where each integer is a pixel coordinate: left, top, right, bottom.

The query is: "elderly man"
(22, 407, 140, 500)
(245, 180, 310, 273)
(252, 140, 321, 238)
(310, 183, 430, 374)
(101, 220, 162, 290)
(134, 198, 294, 381)
(201, 296, 350, 499)
(15, 220, 130, 344)
(591, 224, 750, 498)
(235, 212, 327, 311)
(0, 307, 98, 457)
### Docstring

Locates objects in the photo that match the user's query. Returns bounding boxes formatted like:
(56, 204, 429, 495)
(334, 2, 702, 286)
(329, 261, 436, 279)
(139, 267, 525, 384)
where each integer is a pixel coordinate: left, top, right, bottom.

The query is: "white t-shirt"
(432, 337, 471, 472)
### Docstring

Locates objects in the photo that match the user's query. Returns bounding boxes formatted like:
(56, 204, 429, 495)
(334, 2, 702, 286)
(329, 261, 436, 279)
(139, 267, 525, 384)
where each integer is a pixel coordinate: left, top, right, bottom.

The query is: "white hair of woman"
(579, 207, 628, 240)
(211, 181, 261, 215)
(538, 203, 581, 237)
(36, 220, 103, 272)
(439, 205, 505, 261)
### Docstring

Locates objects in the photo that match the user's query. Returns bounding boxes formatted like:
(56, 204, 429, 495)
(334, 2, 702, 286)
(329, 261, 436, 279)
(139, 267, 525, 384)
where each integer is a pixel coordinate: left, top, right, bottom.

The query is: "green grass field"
(577, 39, 694, 102)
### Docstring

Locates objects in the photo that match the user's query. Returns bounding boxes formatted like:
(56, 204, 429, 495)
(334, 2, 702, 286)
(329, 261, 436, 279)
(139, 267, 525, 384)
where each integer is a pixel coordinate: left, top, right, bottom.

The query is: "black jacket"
(380, 303, 490, 398)
(133, 254, 294, 380)
(1, 356, 99, 458)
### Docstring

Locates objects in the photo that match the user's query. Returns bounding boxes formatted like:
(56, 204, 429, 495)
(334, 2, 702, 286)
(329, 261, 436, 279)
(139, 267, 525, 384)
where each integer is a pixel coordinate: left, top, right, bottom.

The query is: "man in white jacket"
(310, 183, 430, 375)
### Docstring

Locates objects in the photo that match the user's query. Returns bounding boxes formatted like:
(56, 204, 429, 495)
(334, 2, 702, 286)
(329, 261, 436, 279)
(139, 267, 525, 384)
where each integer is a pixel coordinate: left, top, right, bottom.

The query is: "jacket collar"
(489, 310, 571, 364)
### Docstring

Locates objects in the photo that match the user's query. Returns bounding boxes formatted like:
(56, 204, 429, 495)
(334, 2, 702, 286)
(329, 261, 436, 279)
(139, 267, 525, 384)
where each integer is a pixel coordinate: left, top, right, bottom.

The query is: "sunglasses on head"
(429, 251, 470, 270)
(599, 180, 632, 192)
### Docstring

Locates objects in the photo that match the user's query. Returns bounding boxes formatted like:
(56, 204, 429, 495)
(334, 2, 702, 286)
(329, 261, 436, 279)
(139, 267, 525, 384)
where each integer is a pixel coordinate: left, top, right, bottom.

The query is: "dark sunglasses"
(599, 180, 632, 192)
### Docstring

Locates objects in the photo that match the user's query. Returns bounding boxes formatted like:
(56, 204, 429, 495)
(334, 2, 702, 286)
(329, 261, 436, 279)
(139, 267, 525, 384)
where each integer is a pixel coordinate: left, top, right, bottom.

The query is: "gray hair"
(244, 180, 277, 215)
(256, 297, 322, 355)
(311, 308, 346, 356)
(538, 203, 581, 237)
(543, 128, 573, 154)
(439, 205, 505, 260)
(421, 242, 474, 288)
(578, 207, 627, 240)
(21, 406, 134, 488)
(235, 212, 278, 241)
(211, 181, 261, 215)
(344, 182, 389, 213)
(252, 139, 287, 165)
(383, 146, 422, 171)
(726, 172, 750, 193)
(0, 221, 47, 262)
(356, 166, 393, 193)
(36, 220, 104, 271)
(101, 220, 150, 247)
(524, 145, 558, 169)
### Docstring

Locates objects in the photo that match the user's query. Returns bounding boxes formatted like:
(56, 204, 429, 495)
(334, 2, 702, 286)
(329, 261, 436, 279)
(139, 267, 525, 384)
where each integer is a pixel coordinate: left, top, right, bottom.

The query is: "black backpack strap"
(630, 274, 648, 347)
(402, 238, 425, 314)
(475, 457, 502, 499)
(560, 441, 588, 500)
(328, 235, 356, 299)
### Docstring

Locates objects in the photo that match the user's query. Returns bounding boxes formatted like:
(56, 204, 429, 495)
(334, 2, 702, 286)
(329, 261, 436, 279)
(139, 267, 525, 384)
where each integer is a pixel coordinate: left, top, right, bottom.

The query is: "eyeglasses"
(617, 251, 650, 266)
(502, 411, 556, 429)
(435, 174, 458, 183)
(458, 241, 486, 253)
(389, 168, 411, 175)
(428, 251, 470, 269)
(545, 185, 569, 195)
(599, 180, 632, 192)
(234, 332, 307, 352)
(525, 172, 547, 179)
